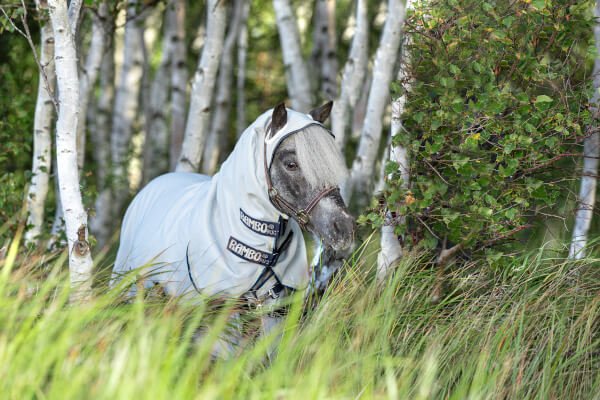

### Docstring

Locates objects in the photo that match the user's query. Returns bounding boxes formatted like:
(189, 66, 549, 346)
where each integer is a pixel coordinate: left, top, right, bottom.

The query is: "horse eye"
(286, 161, 298, 171)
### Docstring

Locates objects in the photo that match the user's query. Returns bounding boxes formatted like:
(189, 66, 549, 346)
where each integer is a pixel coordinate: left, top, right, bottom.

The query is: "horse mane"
(291, 124, 349, 190)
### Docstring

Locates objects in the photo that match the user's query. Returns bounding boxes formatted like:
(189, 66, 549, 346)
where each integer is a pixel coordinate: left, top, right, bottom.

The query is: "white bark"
(143, 8, 171, 184)
(311, 0, 338, 99)
(345, 0, 406, 208)
(331, 0, 368, 150)
(377, 97, 410, 280)
(48, 0, 93, 299)
(273, 0, 313, 112)
(25, 10, 56, 246)
(169, 0, 188, 170)
(236, 0, 251, 139)
(202, 0, 246, 175)
(76, 1, 107, 171)
(89, 27, 115, 247)
(176, 0, 227, 173)
(377, 0, 413, 280)
(569, 4, 600, 260)
(110, 2, 145, 214)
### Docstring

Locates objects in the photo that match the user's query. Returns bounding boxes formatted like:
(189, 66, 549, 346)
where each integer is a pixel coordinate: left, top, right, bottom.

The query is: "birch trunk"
(236, 0, 251, 139)
(377, 95, 409, 280)
(176, 0, 227, 173)
(25, 8, 56, 246)
(89, 24, 115, 247)
(169, 0, 188, 170)
(331, 0, 368, 150)
(110, 2, 145, 215)
(377, 0, 413, 280)
(273, 0, 313, 112)
(569, 4, 600, 260)
(76, 1, 107, 171)
(345, 0, 406, 208)
(48, 0, 93, 299)
(311, 0, 337, 99)
(202, 0, 246, 175)
(143, 8, 171, 184)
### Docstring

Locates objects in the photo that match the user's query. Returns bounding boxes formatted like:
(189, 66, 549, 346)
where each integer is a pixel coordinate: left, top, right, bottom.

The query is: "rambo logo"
(240, 208, 280, 237)
(227, 236, 274, 266)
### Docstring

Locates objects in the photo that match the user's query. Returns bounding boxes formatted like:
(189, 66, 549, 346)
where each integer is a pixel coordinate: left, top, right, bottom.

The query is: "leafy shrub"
(380, 0, 595, 265)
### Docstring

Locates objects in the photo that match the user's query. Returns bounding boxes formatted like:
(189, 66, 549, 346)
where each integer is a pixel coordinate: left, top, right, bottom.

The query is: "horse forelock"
(291, 124, 349, 190)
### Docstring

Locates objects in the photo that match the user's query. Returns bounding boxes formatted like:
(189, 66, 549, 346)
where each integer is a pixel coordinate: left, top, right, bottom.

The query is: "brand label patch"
(227, 236, 274, 266)
(240, 208, 280, 237)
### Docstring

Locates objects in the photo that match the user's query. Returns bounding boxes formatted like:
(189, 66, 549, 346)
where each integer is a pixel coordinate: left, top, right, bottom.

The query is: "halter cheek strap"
(263, 122, 337, 229)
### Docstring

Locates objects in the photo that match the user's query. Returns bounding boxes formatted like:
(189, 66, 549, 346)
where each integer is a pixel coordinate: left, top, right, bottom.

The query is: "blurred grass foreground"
(1, 232, 600, 399)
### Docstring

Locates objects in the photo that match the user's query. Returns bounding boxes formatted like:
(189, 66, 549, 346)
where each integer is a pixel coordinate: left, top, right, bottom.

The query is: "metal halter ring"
(297, 210, 309, 226)
(269, 187, 278, 198)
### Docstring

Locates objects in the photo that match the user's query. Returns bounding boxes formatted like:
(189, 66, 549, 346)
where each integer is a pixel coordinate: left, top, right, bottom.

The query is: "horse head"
(267, 102, 355, 251)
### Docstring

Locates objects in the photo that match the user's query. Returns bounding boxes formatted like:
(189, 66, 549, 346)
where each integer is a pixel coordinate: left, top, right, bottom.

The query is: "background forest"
(1, 0, 600, 398)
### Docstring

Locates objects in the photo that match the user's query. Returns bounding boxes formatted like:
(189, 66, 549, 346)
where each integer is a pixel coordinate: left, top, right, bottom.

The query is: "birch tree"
(331, 0, 368, 150)
(169, 0, 187, 169)
(176, 0, 227, 173)
(89, 46, 115, 247)
(143, 7, 171, 184)
(311, 0, 338, 99)
(76, 0, 107, 171)
(25, 2, 56, 246)
(569, 2, 600, 260)
(273, 0, 313, 112)
(236, 0, 250, 138)
(110, 2, 145, 215)
(202, 0, 247, 175)
(345, 0, 406, 208)
(48, 0, 93, 299)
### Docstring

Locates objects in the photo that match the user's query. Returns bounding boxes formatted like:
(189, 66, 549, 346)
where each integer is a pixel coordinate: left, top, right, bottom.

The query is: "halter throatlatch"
(263, 122, 337, 229)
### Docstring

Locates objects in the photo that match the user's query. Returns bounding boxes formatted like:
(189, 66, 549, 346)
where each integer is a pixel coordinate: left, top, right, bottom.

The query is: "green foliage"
(380, 0, 595, 265)
(1, 239, 600, 398)
(0, 20, 40, 241)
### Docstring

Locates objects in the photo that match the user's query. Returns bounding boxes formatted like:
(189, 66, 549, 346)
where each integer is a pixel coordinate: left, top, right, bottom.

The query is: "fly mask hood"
(113, 103, 341, 300)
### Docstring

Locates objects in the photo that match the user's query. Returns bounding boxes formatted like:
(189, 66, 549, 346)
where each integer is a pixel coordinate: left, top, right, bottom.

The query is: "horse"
(112, 102, 354, 348)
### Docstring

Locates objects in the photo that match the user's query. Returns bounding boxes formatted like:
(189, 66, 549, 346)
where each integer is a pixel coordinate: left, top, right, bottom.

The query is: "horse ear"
(309, 101, 333, 123)
(271, 102, 287, 137)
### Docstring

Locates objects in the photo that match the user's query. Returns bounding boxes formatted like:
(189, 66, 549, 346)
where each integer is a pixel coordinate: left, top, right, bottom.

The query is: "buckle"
(268, 287, 280, 299)
(297, 210, 309, 226)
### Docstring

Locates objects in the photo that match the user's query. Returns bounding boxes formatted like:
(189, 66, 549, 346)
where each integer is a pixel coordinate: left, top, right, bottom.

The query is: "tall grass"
(1, 237, 599, 399)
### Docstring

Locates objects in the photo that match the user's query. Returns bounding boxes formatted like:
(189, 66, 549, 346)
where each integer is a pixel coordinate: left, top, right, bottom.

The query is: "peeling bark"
(203, 0, 246, 175)
(48, 0, 93, 299)
(25, 6, 55, 246)
(169, 0, 188, 170)
(176, 0, 227, 173)
(273, 0, 313, 112)
(346, 0, 406, 208)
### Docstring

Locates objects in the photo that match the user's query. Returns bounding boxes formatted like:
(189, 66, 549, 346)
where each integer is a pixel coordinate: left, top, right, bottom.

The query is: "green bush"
(380, 0, 595, 265)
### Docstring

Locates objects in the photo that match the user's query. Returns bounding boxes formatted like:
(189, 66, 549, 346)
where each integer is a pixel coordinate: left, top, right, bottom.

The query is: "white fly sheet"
(113, 108, 327, 299)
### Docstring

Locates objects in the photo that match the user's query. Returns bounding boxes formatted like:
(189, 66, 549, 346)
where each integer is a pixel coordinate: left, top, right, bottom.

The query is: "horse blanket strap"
(186, 244, 201, 294)
(247, 230, 295, 297)
(263, 122, 337, 228)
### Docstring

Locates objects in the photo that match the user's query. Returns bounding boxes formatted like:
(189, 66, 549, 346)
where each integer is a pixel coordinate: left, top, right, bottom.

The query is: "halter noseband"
(263, 122, 337, 229)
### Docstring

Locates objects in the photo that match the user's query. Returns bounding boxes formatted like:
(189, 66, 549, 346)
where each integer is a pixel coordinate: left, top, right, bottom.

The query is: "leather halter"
(263, 122, 337, 229)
